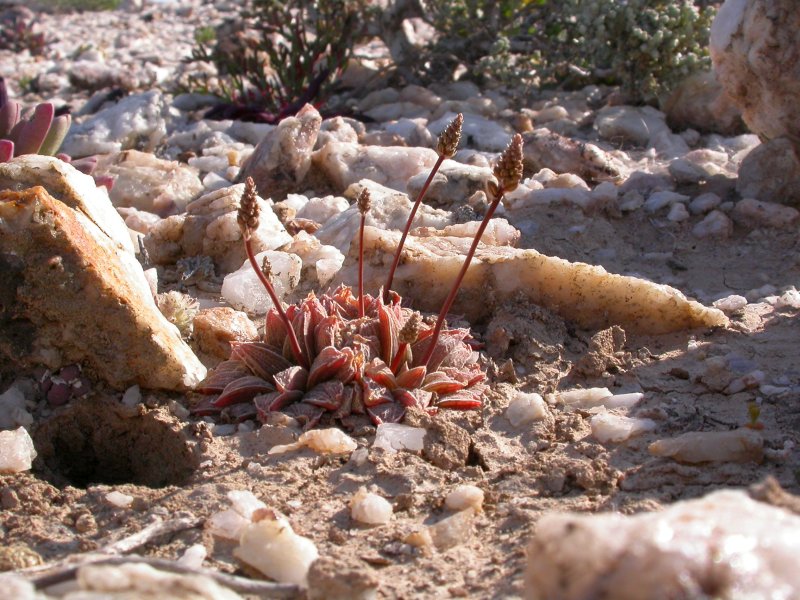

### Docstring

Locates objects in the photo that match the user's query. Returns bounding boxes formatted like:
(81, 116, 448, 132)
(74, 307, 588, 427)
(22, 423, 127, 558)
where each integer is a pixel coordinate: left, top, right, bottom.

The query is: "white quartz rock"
(350, 488, 393, 525)
(373, 423, 426, 453)
(281, 232, 345, 288)
(235, 512, 319, 587)
(269, 428, 358, 455)
(0, 427, 36, 474)
(506, 392, 548, 427)
(61, 90, 168, 157)
(0, 385, 33, 430)
(649, 428, 763, 463)
(105, 490, 134, 508)
(445, 485, 484, 512)
(590, 412, 657, 443)
(313, 142, 438, 192)
(526, 489, 800, 600)
(222, 251, 302, 314)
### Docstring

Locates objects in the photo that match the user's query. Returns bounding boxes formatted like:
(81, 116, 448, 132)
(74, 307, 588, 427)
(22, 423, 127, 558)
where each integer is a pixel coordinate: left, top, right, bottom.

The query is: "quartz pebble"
(713, 294, 747, 313)
(221, 251, 302, 314)
(372, 423, 426, 452)
(559, 388, 643, 410)
(505, 392, 548, 427)
(269, 428, 358, 455)
(649, 428, 763, 464)
(590, 412, 657, 443)
(121, 384, 142, 408)
(235, 511, 319, 587)
(444, 485, 484, 512)
(0, 427, 37, 474)
(177, 544, 207, 569)
(526, 490, 800, 600)
(350, 488, 393, 525)
(105, 491, 134, 508)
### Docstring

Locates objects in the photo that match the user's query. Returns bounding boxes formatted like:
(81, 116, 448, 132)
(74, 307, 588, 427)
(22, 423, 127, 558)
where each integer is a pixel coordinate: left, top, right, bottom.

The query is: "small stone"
(0, 427, 36, 474)
(105, 491, 134, 508)
(0, 544, 43, 571)
(221, 251, 302, 314)
(731, 198, 800, 229)
(713, 294, 747, 313)
(192, 308, 258, 360)
(373, 423, 426, 453)
(269, 428, 357, 455)
(74, 513, 97, 533)
(505, 392, 548, 427)
(177, 544, 207, 569)
(350, 488, 393, 525)
(649, 428, 763, 463)
(121, 385, 142, 408)
(692, 210, 733, 239)
(307, 556, 379, 600)
(445, 485, 484, 512)
(591, 412, 657, 443)
(644, 191, 690, 213)
(667, 202, 690, 222)
(689, 192, 722, 215)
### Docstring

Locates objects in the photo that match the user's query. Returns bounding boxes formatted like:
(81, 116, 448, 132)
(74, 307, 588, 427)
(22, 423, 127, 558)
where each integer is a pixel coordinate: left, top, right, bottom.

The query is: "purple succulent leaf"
(0, 99, 20, 139)
(14, 102, 54, 155)
(0, 139, 13, 162)
(39, 113, 70, 156)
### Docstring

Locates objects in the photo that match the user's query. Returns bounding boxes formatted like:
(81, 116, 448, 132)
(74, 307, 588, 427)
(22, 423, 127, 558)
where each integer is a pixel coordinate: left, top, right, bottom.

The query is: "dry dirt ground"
(2, 201, 800, 598)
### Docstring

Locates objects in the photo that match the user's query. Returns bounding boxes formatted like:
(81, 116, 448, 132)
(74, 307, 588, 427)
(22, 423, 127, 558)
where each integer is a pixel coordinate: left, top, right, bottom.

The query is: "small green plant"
(0, 8, 47, 55)
(186, 0, 366, 123)
(36, 0, 122, 11)
(194, 117, 524, 427)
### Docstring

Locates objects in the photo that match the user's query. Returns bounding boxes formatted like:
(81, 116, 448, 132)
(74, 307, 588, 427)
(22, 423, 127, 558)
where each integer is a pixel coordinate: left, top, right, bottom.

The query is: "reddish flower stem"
(382, 154, 445, 304)
(390, 342, 409, 374)
(358, 211, 366, 318)
(420, 187, 506, 368)
(244, 238, 308, 369)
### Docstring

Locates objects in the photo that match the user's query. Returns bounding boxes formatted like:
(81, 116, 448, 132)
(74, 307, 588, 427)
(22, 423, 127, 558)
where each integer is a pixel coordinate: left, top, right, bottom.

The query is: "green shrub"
(186, 0, 368, 123)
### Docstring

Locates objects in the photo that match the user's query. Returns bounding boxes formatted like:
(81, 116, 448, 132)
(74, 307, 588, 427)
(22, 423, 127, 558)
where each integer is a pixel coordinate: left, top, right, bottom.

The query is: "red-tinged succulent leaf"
(411, 328, 471, 371)
(437, 384, 486, 410)
(0, 99, 20, 139)
(367, 402, 406, 425)
(213, 375, 275, 407)
(332, 347, 358, 383)
(395, 365, 427, 389)
(273, 365, 309, 392)
(282, 403, 325, 429)
(392, 388, 419, 408)
(376, 302, 400, 364)
(190, 396, 223, 416)
(333, 383, 356, 418)
(223, 402, 258, 422)
(195, 360, 251, 393)
(422, 371, 465, 394)
(230, 341, 292, 381)
(0, 139, 13, 162)
(303, 380, 345, 410)
(14, 102, 54, 155)
(314, 314, 340, 355)
(307, 345, 349, 389)
(361, 377, 393, 407)
(265, 307, 289, 348)
(364, 358, 396, 389)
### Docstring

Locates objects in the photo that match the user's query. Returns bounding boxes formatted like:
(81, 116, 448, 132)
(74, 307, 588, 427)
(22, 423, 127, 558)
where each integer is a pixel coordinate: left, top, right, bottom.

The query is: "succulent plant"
(0, 77, 70, 162)
(193, 117, 525, 428)
(0, 7, 47, 56)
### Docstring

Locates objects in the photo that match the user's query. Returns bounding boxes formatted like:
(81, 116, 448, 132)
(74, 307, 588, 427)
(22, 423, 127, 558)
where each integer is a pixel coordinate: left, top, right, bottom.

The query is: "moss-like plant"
(186, 0, 366, 123)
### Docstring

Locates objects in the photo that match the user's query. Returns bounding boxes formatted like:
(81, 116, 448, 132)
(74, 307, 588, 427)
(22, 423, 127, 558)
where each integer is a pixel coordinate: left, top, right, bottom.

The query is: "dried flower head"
(357, 188, 371, 215)
(437, 113, 463, 158)
(492, 134, 524, 193)
(237, 176, 260, 239)
(261, 256, 272, 281)
(399, 312, 421, 345)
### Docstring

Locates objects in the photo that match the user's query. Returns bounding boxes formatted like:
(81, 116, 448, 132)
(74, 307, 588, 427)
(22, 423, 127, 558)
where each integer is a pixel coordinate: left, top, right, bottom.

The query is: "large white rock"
(61, 90, 169, 157)
(526, 490, 800, 599)
(221, 250, 302, 315)
(0, 427, 36, 474)
(0, 186, 206, 390)
(711, 0, 800, 141)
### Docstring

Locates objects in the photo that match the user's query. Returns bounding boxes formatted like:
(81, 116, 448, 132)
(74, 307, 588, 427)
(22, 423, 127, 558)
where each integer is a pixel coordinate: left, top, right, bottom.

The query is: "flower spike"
(357, 188, 371, 318)
(383, 113, 464, 303)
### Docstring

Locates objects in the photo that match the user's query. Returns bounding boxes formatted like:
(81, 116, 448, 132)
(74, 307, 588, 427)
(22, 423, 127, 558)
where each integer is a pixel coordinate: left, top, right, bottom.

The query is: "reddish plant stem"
(390, 342, 409, 374)
(244, 238, 308, 369)
(420, 187, 506, 368)
(358, 211, 366, 318)
(382, 154, 445, 304)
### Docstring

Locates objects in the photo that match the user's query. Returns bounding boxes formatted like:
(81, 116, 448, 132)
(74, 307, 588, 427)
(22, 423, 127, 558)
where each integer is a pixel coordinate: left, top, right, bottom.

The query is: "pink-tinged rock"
(731, 197, 800, 229)
(192, 307, 258, 360)
(711, 0, 800, 142)
(663, 70, 744, 136)
(0, 187, 206, 391)
(238, 103, 322, 200)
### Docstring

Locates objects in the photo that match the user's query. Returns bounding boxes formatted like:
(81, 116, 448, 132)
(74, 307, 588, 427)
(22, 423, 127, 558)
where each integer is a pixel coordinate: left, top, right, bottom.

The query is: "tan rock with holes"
(0, 186, 206, 390)
(193, 307, 259, 360)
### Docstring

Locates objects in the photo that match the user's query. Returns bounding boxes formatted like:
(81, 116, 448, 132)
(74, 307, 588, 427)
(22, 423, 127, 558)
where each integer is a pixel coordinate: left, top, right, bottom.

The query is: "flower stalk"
(382, 113, 463, 304)
(420, 134, 524, 368)
(357, 188, 371, 318)
(239, 177, 308, 368)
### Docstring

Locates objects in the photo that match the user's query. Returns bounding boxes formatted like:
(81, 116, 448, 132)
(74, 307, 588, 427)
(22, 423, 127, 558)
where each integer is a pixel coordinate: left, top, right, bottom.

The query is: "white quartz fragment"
(506, 392, 548, 427)
(269, 428, 357, 455)
(121, 384, 142, 408)
(526, 489, 800, 600)
(0, 386, 33, 430)
(713, 294, 748, 313)
(558, 388, 611, 408)
(0, 427, 37, 474)
(177, 544, 207, 569)
(235, 512, 319, 587)
(590, 412, 657, 443)
(649, 428, 763, 463)
(445, 485, 484, 512)
(350, 488, 393, 525)
(221, 251, 302, 314)
(228, 490, 268, 519)
(373, 423, 426, 452)
(105, 491, 134, 508)
(207, 509, 251, 542)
